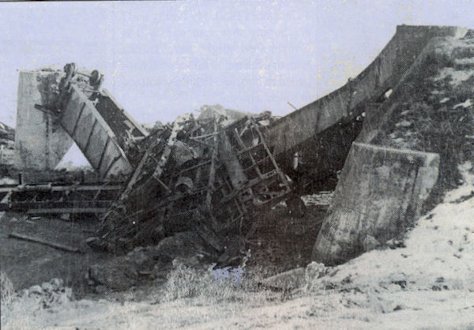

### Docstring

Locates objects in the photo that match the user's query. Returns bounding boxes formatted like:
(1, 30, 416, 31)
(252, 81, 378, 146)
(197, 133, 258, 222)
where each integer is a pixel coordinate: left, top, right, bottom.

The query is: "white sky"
(0, 0, 472, 164)
(1, 0, 473, 127)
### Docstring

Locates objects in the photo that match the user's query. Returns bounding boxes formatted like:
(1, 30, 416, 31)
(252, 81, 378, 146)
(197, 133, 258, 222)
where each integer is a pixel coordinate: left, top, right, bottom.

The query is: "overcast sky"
(0, 0, 473, 164)
(2, 0, 474, 127)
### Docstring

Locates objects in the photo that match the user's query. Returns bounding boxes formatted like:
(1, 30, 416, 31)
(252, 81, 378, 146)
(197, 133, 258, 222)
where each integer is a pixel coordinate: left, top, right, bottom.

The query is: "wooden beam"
(9, 232, 82, 253)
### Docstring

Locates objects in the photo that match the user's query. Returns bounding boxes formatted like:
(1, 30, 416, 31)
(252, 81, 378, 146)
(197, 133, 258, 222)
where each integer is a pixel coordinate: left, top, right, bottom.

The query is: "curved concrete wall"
(264, 25, 466, 177)
(310, 27, 474, 265)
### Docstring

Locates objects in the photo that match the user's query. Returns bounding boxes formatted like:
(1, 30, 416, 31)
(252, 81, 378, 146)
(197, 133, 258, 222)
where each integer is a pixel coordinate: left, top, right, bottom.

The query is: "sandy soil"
(10, 290, 471, 329)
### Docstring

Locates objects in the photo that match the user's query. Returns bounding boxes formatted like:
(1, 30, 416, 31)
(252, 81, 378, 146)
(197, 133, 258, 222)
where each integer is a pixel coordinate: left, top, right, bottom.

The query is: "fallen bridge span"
(264, 25, 467, 192)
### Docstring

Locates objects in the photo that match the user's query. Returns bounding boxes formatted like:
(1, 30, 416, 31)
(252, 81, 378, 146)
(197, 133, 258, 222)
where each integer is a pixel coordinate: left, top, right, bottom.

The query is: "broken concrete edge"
(15, 66, 146, 180)
(9, 25, 472, 292)
(261, 26, 468, 195)
(312, 142, 440, 266)
(58, 84, 134, 179)
(265, 25, 469, 157)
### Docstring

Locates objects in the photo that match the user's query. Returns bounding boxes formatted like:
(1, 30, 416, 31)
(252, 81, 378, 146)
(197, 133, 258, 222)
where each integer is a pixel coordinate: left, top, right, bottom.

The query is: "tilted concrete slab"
(15, 71, 73, 172)
(60, 85, 133, 179)
(264, 25, 467, 188)
(16, 67, 145, 180)
(312, 142, 439, 265)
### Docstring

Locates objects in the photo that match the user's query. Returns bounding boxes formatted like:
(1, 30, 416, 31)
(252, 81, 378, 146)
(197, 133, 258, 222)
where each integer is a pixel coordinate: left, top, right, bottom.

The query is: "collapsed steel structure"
(4, 25, 466, 260)
(4, 63, 296, 254)
(95, 108, 294, 252)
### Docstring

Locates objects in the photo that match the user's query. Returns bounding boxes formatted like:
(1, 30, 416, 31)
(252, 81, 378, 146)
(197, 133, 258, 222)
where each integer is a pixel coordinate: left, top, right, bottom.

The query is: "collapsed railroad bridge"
(3, 24, 474, 287)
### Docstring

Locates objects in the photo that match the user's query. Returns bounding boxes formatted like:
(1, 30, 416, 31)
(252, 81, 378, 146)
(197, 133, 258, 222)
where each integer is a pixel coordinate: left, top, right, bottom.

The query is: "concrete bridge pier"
(15, 71, 73, 178)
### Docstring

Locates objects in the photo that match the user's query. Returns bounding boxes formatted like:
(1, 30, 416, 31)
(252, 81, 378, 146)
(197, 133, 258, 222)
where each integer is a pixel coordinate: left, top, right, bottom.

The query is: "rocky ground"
(1, 178, 473, 329)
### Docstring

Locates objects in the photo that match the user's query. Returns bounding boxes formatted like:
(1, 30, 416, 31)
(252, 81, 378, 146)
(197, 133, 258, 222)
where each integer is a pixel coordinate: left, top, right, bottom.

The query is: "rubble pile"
(0, 122, 15, 172)
(10, 26, 474, 294)
(87, 231, 213, 291)
(79, 103, 297, 289)
(90, 108, 293, 263)
(30, 64, 294, 262)
(0, 122, 14, 144)
(5, 63, 305, 292)
(4, 24, 474, 328)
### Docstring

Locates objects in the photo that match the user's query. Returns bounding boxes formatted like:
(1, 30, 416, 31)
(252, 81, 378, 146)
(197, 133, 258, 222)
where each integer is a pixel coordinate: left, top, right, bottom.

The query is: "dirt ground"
(245, 199, 328, 276)
(3, 183, 474, 329)
(0, 212, 109, 295)
(2, 183, 474, 329)
(0, 193, 329, 296)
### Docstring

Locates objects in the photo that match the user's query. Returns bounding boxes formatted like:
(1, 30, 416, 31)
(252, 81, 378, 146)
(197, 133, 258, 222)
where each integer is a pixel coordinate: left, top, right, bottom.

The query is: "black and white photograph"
(1, 1, 474, 328)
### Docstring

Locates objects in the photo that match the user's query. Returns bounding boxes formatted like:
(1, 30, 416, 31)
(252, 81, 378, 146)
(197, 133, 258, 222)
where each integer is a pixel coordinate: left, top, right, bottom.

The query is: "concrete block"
(15, 71, 73, 171)
(312, 142, 439, 265)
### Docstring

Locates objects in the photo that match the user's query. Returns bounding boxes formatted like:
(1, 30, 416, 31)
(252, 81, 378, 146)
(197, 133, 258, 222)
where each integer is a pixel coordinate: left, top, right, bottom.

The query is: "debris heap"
(5, 63, 300, 268)
(0, 122, 15, 171)
(91, 108, 294, 259)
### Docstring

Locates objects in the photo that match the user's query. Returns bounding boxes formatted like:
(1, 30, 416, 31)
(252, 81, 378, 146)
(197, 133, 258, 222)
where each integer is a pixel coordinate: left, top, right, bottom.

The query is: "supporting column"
(15, 70, 73, 175)
(312, 142, 439, 265)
